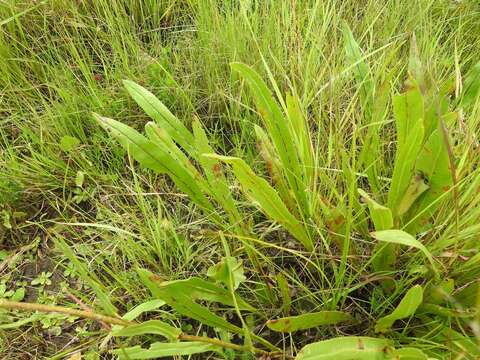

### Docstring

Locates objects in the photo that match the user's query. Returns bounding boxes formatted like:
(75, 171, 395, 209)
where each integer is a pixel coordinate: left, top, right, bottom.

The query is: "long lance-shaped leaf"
(122, 299, 166, 321)
(267, 311, 352, 333)
(371, 230, 437, 275)
(122, 80, 195, 154)
(112, 320, 181, 340)
(192, 118, 242, 225)
(388, 82, 425, 215)
(358, 189, 393, 231)
(396, 174, 429, 217)
(255, 125, 297, 212)
(286, 93, 315, 185)
(137, 269, 276, 351)
(149, 285, 242, 334)
(358, 73, 392, 194)
(390, 348, 428, 360)
(111, 342, 220, 359)
(358, 189, 395, 277)
(295, 337, 393, 360)
(375, 285, 423, 333)
(145, 122, 207, 187)
(393, 81, 424, 148)
(94, 114, 214, 212)
(206, 154, 313, 251)
(460, 61, 480, 108)
(407, 128, 453, 231)
(408, 34, 426, 94)
(231, 62, 311, 219)
(137, 269, 255, 311)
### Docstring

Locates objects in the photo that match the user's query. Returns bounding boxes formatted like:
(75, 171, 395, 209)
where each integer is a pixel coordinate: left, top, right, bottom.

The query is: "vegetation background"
(0, 0, 479, 359)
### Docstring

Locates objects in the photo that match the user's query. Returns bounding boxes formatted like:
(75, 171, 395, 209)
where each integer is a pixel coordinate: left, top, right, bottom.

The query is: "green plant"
(31, 272, 53, 287)
(0, 1, 479, 358)
(62, 55, 475, 357)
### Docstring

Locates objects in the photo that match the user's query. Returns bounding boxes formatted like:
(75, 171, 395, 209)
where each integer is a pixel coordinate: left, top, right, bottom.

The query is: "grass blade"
(342, 23, 373, 118)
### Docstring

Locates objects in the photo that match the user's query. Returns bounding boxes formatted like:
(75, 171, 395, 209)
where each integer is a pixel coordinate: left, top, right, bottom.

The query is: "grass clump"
(0, 0, 479, 359)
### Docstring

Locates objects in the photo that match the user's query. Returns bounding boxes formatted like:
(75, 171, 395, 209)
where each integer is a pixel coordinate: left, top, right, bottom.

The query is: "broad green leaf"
(358, 189, 393, 231)
(136, 269, 277, 350)
(267, 311, 352, 333)
(388, 83, 425, 215)
(137, 269, 255, 311)
(360, 73, 393, 194)
(396, 174, 429, 216)
(145, 122, 204, 186)
(407, 129, 453, 231)
(370, 230, 436, 272)
(122, 299, 166, 321)
(343, 23, 373, 118)
(59, 135, 80, 152)
(388, 120, 424, 216)
(10, 288, 25, 302)
(286, 93, 314, 184)
(255, 125, 297, 212)
(122, 80, 194, 153)
(424, 278, 454, 305)
(207, 257, 246, 290)
(111, 341, 220, 359)
(390, 348, 428, 360)
(153, 288, 242, 333)
(0, 313, 41, 330)
(94, 114, 213, 212)
(75, 170, 84, 188)
(418, 303, 472, 319)
(231, 62, 310, 219)
(206, 154, 312, 250)
(423, 95, 448, 141)
(358, 189, 395, 279)
(436, 327, 480, 357)
(392, 82, 424, 148)
(112, 320, 181, 340)
(296, 337, 393, 360)
(375, 285, 423, 333)
(408, 34, 426, 93)
(461, 61, 480, 107)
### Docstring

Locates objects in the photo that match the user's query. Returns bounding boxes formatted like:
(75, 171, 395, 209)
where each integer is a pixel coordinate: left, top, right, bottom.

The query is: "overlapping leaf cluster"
(90, 27, 480, 359)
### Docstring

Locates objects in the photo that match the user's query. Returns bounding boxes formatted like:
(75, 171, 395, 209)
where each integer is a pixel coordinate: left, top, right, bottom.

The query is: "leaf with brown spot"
(295, 336, 393, 359)
(267, 311, 352, 333)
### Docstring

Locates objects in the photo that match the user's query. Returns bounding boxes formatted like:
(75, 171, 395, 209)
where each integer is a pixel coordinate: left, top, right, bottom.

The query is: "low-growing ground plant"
(0, 1, 479, 359)
(3, 31, 479, 358)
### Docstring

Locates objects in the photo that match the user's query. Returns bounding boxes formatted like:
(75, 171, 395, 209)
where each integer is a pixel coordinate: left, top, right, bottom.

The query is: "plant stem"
(0, 299, 130, 326)
(0, 300, 291, 358)
(179, 334, 291, 359)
